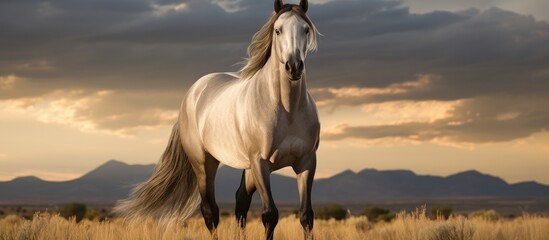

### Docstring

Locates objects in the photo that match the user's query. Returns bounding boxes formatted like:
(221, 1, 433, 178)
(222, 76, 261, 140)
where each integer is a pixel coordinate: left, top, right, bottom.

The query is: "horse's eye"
(305, 28, 310, 34)
(275, 29, 281, 35)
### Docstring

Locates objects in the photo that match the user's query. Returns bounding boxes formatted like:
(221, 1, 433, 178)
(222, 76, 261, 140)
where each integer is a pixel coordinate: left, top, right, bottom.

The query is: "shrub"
(429, 206, 453, 220)
(85, 209, 99, 221)
(469, 209, 500, 221)
(351, 216, 373, 231)
(60, 203, 87, 222)
(1, 215, 24, 225)
(361, 207, 395, 222)
(420, 218, 474, 240)
(315, 204, 347, 220)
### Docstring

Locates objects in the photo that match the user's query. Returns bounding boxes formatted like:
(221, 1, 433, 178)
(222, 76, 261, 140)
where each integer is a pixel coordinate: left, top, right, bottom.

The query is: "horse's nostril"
(297, 60, 304, 71)
(285, 61, 291, 71)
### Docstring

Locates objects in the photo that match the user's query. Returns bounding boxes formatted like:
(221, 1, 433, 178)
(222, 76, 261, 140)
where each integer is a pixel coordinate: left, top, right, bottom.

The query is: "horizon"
(2, 159, 546, 186)
(2, 0, 549, 185)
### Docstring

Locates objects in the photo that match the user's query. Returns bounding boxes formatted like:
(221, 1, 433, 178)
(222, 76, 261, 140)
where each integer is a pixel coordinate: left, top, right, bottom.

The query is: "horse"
(114, 0, 319, 239)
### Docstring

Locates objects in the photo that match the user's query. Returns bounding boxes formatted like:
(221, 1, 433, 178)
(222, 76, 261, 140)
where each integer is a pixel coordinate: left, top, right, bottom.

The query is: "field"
(1, 208, 549, 240)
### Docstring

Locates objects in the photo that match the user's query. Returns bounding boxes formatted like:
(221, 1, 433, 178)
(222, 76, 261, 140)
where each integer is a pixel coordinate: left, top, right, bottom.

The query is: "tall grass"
(1, 209, 548, 240)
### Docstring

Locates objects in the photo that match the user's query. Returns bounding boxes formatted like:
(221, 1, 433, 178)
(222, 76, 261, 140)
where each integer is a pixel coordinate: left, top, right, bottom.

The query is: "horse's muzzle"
(285, 58, 304, 81)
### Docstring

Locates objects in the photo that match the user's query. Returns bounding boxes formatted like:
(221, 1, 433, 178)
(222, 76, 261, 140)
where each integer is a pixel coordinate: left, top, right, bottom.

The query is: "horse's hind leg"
(194, 153, 220, 237)
(235, 169, 256, 228)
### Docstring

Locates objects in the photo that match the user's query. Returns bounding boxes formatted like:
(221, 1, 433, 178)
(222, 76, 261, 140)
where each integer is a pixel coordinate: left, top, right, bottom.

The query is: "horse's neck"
(253, 57, 307, 115)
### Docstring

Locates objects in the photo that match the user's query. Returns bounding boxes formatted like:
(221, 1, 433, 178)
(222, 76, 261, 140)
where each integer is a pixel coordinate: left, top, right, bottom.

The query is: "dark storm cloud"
(1, 0, 548, 141)
(0, 0, 269, 95)
(3, 0, 547, 93)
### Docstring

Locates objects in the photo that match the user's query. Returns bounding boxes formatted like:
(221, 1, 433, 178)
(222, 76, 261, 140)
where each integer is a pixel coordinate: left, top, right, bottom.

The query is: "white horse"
(115, 0, 319, 239)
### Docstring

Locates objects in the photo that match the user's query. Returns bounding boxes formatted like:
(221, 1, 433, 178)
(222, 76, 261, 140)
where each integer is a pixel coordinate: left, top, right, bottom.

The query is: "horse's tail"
(113, 122, 200, 224)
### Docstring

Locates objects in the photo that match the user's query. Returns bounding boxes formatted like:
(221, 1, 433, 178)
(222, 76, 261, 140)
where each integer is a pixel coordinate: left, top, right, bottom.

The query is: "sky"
(1, 0, 549, 184)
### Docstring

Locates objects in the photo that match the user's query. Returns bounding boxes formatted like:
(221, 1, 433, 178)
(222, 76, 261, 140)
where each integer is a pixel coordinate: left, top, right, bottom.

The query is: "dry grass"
(1, 209, 549, 240)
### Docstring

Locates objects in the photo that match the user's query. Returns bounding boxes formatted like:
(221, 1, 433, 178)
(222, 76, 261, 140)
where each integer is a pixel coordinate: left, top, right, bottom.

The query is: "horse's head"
(240, 0, 317, 81)
(273, 0, 317, 81)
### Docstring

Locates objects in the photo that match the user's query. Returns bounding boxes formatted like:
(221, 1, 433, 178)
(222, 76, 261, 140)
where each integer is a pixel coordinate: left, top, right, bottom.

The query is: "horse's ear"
(274, 0, 284, 13)
(300, 0, 308, 12)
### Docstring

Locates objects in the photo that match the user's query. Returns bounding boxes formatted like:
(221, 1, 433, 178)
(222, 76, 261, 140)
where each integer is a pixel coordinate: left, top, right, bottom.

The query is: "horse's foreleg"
(251, 159, 278, 240)
(293, 153, 317, 240)
(195, 154, 220, 238)
(235, 169, 256, 228)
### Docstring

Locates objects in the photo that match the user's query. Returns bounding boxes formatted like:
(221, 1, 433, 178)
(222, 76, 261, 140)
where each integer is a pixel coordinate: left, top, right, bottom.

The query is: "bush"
(85, 209, 99, 221)
(420, 219, 474, 240)
(469, 209, 500, 221)
(315, 204, 348, 220)
(361, 207, 395, 222)
(1, 215, 24, 225)
(351, 216, 373, 231)
(429, 206, 453, 220)
(60, 203, 87, 222)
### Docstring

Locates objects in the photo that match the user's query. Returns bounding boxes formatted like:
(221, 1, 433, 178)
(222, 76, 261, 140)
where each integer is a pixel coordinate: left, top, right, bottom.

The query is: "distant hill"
(1, 160, 549, 204)
(0, 160, 154, 204)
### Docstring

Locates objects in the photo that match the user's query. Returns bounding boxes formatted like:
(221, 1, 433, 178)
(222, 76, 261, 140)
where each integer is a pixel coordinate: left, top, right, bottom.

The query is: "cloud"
(0, 75, 20, 90)
(0, 170, 81, 181)
(311, 74, 436, 108)
(212, 0, 248, 13)
(1, 0, 549, 144)
(151, 2, 189, 16)
(359, 100, 462, 124)
(322, 96, 549, 144)
(2, 1, 548, 93)
(401, 0, 549, 21)
(0, 89, 181, 136)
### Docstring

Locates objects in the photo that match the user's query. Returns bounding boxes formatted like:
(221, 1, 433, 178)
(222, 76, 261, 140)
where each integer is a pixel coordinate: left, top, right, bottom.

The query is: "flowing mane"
(240, 5, 318, 80)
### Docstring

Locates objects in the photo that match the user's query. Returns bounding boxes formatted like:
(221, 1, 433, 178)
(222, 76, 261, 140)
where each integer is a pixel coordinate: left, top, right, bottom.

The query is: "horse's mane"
(240, 5, 318, 80)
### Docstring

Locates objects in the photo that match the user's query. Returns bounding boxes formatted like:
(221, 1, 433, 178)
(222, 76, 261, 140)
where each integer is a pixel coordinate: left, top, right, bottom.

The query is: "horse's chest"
(267, 119, 317, 169)
(265, 110, 319, 167)
(268, 135, 308, 168)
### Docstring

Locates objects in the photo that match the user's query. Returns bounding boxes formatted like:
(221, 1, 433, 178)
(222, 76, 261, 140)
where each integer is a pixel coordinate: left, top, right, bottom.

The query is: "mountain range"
(1, 160, 548, 204)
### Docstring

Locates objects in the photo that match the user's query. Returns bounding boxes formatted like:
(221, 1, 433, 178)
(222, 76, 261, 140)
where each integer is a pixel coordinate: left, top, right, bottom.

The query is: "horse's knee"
(300, 209, 314, 231)
(261, 207, 279, 228)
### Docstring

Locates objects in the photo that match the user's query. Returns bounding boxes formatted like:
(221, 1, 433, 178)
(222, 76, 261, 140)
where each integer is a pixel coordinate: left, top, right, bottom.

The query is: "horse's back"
(191, 72, 239, 103)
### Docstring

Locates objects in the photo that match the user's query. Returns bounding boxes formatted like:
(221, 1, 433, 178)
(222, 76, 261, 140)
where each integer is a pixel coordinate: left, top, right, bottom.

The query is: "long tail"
(113, 123, 200, 224)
